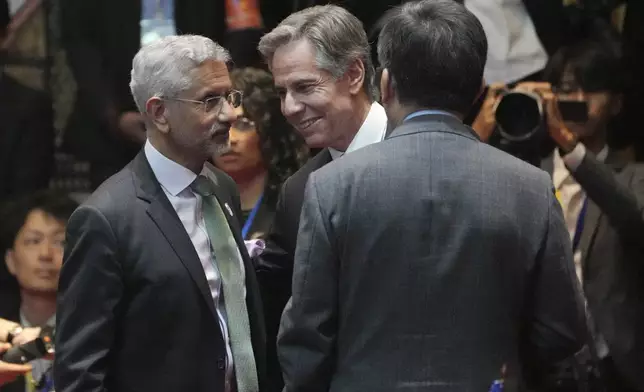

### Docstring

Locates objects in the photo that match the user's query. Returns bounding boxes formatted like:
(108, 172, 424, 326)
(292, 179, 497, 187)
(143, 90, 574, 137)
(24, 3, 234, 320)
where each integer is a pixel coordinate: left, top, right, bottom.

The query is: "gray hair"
(258, 5, 377, 101)
(130, 35, 231, 112)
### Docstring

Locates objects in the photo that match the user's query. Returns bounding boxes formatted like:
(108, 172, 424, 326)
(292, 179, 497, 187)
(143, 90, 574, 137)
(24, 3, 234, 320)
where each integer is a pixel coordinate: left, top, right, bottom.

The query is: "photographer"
(474, 30, 644, 392)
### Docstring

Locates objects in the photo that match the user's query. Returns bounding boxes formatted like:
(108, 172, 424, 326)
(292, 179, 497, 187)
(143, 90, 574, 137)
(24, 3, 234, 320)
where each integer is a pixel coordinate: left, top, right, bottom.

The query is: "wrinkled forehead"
(270, 39, 330, 88)
(187, 59, 232, 97)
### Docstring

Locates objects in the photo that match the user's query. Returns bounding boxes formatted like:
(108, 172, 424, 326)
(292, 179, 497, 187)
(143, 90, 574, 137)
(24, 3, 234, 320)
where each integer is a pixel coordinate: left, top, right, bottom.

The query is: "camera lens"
(494, 91, 543, 141)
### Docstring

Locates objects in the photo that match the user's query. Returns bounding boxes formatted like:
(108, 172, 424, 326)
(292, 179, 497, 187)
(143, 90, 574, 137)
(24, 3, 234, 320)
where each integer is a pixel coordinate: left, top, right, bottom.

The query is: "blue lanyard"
(242, 193, 263, 239)
(37, 373, 54, 392)
(572, 197, 588, 252)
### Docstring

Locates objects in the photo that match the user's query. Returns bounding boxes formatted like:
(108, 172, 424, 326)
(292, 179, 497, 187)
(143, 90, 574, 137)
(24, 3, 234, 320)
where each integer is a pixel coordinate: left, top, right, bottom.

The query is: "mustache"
(210, 123, 231, 135)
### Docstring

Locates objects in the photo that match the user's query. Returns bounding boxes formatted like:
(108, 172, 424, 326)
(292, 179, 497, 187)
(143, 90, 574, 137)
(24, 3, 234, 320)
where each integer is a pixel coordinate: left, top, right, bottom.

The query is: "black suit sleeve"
(277, 173, 338, 392)
(572, 153, 644, 241)
(54, 205, 124, 392)
(254, 179, 295, 391)
(256, 178, 295, 277)
(521, 184, 587, 387)
(60, 0, 120, 131)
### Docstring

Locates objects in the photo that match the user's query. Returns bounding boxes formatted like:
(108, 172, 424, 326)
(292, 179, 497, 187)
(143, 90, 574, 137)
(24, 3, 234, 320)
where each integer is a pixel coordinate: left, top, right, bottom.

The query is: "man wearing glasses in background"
(54, 35, 266, 392)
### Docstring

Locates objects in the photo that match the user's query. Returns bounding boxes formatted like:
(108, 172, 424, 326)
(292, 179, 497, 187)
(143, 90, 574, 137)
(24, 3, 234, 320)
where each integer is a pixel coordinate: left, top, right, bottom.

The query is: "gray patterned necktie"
(191, 175, 259, 392)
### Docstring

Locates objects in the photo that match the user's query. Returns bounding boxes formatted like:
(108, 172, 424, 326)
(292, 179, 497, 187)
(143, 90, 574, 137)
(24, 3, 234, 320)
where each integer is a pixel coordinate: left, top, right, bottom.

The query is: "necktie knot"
(190, 175, 216, 197)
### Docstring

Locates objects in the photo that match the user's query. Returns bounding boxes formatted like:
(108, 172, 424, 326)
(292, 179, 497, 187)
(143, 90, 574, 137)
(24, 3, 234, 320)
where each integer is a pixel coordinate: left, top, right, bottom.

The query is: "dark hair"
(230, 67, 309, 202)
(1, 190, 79, 251)
(544, 20, 624, 93)
(376, 0, 487, 114)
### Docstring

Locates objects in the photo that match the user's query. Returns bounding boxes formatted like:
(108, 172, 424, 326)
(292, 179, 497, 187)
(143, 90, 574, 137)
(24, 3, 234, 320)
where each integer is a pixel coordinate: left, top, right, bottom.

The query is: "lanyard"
(572, 197, 588, 252)
(241, 193, 263, 239)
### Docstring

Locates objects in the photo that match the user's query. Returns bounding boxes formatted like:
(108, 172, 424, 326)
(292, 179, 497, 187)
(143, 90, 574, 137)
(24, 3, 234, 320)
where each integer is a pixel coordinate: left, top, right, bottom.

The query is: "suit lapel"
(579, 152, 625, 268)
(578, 201, 601, 270)
(131, 152, 219, 321)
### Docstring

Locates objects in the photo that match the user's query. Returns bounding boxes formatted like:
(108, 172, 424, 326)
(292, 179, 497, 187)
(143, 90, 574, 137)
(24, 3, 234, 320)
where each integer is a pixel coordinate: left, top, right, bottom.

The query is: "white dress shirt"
(144, 140, 237, 391)
(464, 0, 548, 84)
(329, 102, 388, 160)
(7, 0, 25, 16)
(553, 143, 609, 283)
(553, 143, 610, 357)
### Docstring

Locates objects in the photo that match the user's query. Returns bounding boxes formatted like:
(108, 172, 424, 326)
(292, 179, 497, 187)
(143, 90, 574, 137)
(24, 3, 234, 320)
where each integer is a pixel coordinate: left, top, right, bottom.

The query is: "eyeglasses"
(232, 117, 256, 132)
(162, 90, 243, 113)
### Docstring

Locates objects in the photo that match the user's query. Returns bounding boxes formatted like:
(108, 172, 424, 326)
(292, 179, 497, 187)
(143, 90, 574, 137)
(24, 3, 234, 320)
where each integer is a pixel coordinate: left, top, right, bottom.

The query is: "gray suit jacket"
(278, 114, 586, 392)
(542, 151, 644, 390)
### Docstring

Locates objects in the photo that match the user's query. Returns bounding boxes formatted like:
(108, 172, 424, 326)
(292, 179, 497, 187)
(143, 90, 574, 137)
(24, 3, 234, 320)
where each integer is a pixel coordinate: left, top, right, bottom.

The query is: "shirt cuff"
(562, 143, 586, 172)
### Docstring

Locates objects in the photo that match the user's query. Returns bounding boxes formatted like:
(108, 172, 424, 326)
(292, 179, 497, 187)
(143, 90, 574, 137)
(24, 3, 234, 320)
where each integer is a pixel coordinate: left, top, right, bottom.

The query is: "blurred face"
(153, 60, 239, 164)
(270, 39, 359, 150)
(557, 67, 620, 141)
(5, 210, 66, 294)
(214, 106, 265, 179)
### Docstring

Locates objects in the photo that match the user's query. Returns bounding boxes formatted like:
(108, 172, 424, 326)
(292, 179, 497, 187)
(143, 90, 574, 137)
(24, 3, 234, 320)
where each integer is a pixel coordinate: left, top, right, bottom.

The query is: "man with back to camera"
(254, 6, 388, 390)
(54, 35, 266, 392)
(277, 1, 588, 391)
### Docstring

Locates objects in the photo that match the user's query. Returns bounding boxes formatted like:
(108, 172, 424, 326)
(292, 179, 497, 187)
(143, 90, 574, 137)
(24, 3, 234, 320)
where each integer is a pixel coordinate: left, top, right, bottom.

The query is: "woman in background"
(213, 67, 309, 240)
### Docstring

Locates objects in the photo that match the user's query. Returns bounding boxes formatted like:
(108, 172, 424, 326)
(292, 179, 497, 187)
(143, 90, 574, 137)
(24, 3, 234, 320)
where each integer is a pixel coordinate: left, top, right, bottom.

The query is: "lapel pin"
(224, 203, 234, 217)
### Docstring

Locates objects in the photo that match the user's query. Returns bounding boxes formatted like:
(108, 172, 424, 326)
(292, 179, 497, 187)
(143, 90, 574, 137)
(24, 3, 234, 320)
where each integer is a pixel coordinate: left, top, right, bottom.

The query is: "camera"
(489, 87, 588, 167)
(1, 327, 54, 364)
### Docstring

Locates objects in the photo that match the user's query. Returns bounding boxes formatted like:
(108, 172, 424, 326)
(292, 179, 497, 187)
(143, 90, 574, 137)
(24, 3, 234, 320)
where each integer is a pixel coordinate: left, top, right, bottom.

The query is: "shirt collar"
(329, 102, 388, 160)
(19, 310, 56, 328)
(144, 140, 200, 196)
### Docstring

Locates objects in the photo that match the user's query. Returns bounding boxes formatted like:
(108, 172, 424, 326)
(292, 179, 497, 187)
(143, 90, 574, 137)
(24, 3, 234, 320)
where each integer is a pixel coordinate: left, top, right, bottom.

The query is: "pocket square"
(224, 203, 234, 217)
(244, 239, 266, 258)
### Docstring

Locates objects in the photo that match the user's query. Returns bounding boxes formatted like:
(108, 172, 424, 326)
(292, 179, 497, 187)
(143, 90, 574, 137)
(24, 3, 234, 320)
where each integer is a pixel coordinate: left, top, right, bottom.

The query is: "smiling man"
(54, 35, 266, 392)
(255, 6, 388, 390)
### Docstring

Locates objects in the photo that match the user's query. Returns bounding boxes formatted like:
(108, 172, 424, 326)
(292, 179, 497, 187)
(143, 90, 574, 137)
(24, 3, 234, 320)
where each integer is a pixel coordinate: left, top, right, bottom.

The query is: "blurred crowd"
(0, 0, 642, 391)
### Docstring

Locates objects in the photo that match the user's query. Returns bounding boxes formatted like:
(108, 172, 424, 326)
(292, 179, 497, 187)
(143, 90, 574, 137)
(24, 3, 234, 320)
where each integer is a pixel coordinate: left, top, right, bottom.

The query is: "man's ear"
(5, 249, 16, 276)
(380, 68, 393, 105)
(345, 58, 366, 96)
(146, 97, 170, 134)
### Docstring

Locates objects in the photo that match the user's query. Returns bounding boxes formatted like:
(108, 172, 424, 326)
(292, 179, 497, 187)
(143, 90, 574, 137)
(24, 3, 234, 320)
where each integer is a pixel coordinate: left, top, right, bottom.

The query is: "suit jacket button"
(217, 357, 226, 370)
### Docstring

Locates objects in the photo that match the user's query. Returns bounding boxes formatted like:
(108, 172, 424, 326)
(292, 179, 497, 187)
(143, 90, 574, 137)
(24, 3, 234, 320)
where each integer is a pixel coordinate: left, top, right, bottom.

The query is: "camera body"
(1, 327, 54, 364)
(490, 88, 588, 166)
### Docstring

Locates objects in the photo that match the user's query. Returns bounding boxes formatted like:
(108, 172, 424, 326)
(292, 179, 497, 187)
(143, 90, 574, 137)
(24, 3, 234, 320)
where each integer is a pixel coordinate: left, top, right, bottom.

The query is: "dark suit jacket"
(279, 114, 586, 391)
(542, 150, 644, 390)
(254, 149, 332, 391)
(60, 0, 292, 173)
(0, 74, 54, 202)
(54, 151, 266, 392)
